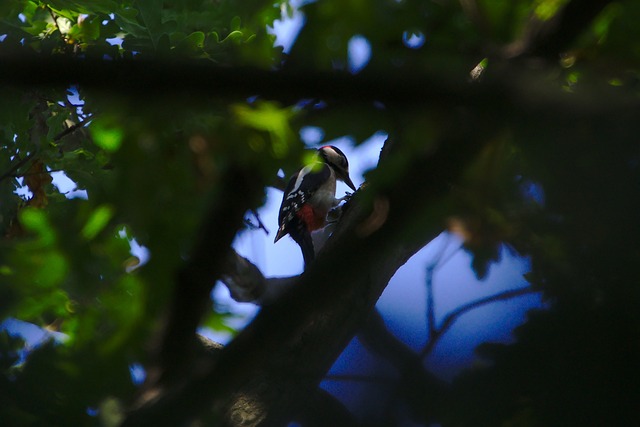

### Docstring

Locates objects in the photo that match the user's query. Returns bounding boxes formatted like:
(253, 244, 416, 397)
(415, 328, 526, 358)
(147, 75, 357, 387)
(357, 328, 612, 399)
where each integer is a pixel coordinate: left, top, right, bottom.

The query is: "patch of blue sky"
(50, 170, 89, 200)
(67, 85, 85, 115)
(199, 282, 259, 345)
(0, 318, 67, 365)
(348, 35, 371, 74)
(106, 36, 123, 47)
(128, 237, 150, 270)
(129, 363, 146, 386)
(402, 31, 425, 49)
(13, 176, 32, 199)
(299, 126, 324, 146)
(268, 0, 308, 53)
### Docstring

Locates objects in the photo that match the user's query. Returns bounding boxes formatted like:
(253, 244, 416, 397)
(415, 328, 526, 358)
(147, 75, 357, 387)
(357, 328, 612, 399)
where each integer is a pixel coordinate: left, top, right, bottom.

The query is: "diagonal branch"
(53, 116, 92, 142)
(220, 250, 298, 305)
(0, 152, 35, 183)
(420, 286, 539, 359)
(503, 0, 614, 59)
(121, 103, 495, 426)
(137, 165, 266, 401)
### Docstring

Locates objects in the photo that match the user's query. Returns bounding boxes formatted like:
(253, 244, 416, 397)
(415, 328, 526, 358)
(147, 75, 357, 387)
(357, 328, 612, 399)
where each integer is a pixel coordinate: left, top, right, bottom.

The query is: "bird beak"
(343, 173, 356, 191)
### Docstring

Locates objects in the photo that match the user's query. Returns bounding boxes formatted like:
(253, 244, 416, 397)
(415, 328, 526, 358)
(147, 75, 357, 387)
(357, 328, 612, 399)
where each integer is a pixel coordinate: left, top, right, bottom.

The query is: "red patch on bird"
(296, 204, 325, 231)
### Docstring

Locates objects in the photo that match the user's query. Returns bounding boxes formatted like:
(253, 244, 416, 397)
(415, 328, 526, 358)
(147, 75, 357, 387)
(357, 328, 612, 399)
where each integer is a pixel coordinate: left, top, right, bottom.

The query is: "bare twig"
(246, 209, 269, 235)
(425, 234, 461, 341)
(271, 174, 288, 192)
(0, 152, 36, 183)
(0, 116, 91, 183)
(53, 116, 92, 142)
(46, 6, 71, 48)
(420, 286, 538, 359)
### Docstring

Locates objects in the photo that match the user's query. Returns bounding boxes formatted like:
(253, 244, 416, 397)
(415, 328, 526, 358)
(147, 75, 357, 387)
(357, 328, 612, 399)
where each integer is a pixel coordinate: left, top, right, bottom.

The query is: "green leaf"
(90, 119, 123, 152)
(175, 31, 205, 53)
(533, 0, 570, 21)
(19, 208, 56, 246)
(82, 204, 114, 240)
(233, 101, 297, 157)
(32, 251, 69, 288)
(136, 0, 163, 48)
(230, 16, 241, 31)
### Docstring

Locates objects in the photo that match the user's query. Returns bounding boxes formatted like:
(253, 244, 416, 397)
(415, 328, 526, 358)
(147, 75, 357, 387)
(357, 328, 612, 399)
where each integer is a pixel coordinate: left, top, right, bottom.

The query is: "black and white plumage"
(274, 145, 356, 267)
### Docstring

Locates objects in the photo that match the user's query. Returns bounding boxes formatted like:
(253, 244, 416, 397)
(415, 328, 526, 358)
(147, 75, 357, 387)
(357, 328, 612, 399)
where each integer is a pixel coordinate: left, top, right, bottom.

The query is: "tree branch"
(0, 55, 636, 119)
(220, 250, 298, 305)
(121, 103, 493, 426)
(503, 0, 614, 59)
(292, 388, 360, 427)
(137, 165, 266, 403)
(420, 286, 539, 359)
(52, 115, 92, 142)
(0, 152, 35, 183)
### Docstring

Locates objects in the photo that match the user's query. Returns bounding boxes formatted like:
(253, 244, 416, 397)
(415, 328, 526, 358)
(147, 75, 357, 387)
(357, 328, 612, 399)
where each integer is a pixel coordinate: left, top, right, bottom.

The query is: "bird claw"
(336, 191, 353, 204)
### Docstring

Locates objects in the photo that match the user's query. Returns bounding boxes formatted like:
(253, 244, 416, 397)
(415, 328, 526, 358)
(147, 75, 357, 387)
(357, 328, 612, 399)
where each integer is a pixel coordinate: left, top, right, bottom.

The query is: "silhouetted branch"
(52, 116, 92, 142)
(135, 165, 266, 407)
(425, 237, 462, 341)
(1, 55, 637, 118)
(220, 250, 298, 305)
(420, 286, 538, 359)
(503, 0, 614, 59)
(0, 152, 35, 183)
(359, 310, 447, 424)
(292, 388, 360, 427)
(245, 209, 269, 236)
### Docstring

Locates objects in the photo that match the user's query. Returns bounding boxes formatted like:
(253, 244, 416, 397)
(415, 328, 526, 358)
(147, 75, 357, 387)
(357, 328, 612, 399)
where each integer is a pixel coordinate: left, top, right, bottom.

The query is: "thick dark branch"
(359, 310, 422, 372)
(138, 166, 265, 399)
(220, 250, 298, 305)
(121, 105, 491, 426)
(0, 55, 636, 118)
(292, 388, 360, 427)
(0, 55, 465, 106)
(359, 310, 447, 423)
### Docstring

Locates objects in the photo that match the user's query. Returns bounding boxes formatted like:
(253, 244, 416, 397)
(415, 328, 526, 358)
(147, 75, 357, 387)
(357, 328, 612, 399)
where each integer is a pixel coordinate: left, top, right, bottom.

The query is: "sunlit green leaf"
(82, 204, 114, 240)
(32, 251, 69, 288)
(90, 120, 123, 152)
(19, 208, 56, 246)
(533, 0, 570, 21)
(233, 101, 297, 157)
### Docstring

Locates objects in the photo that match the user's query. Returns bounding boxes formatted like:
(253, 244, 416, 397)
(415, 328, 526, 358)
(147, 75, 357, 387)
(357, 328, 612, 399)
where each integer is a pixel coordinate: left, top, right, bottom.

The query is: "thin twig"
(53, 116, 92, 142)
(9, 168, 66, 178)
(0, 152, 36, 183)
(420, 286, 538, 359)
(46, 6, 66, 44)
(250, 209, 269, 235)
(425, 234, 460, 341)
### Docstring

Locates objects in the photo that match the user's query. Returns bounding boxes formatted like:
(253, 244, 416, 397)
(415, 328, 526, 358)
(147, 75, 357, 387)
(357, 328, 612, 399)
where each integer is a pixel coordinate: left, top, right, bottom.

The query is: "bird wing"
(275, 164, 331, 241)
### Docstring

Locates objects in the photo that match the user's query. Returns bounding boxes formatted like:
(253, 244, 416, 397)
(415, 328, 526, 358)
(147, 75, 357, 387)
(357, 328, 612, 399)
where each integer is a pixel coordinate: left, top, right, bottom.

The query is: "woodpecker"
(274, 145, 356, 267)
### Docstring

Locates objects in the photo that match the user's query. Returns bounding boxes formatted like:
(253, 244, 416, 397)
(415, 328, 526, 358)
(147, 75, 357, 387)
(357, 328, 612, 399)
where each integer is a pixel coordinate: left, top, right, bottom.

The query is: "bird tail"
(274, 226, 287, 243)
(291, 229, 315, 268)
